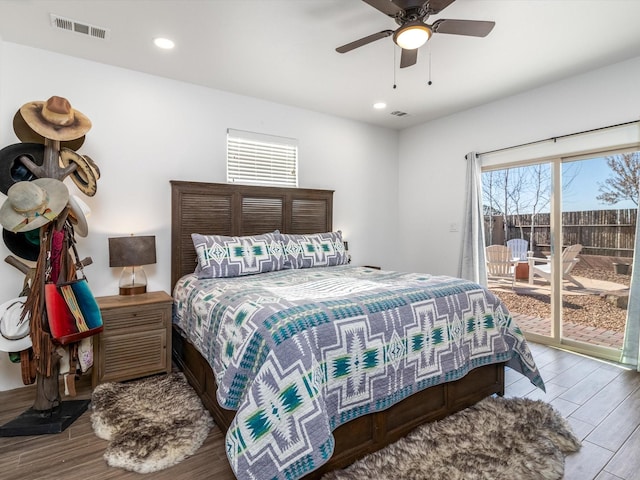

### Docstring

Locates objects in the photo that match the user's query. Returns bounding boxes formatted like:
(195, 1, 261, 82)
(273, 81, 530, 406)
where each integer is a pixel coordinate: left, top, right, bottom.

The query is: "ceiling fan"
(336, 0, 495, 68)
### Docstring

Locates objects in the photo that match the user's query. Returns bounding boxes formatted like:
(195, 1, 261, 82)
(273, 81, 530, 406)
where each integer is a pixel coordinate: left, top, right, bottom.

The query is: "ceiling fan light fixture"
(393, 21, 431, 50)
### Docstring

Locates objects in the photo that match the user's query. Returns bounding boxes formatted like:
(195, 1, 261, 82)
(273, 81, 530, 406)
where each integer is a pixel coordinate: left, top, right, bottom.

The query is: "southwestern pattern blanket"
(173, 266, 543, 480)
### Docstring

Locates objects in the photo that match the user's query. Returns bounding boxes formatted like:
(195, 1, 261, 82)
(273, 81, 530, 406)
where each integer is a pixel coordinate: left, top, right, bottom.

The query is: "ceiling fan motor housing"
(392, 1, 430, 22)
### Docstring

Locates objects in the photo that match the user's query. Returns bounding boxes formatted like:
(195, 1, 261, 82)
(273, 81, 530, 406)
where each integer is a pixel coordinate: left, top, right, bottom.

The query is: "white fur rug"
(91, 372, 213, 473)
(322, 396, 581, 480)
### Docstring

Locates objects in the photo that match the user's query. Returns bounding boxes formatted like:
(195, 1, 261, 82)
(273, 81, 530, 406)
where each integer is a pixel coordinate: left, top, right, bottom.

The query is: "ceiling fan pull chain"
(427, 43, 433, 86)
(393, 45, 397, 89)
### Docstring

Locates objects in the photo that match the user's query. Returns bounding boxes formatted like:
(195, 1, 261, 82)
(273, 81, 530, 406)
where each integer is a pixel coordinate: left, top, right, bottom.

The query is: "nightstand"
(92, 291, 173, 386)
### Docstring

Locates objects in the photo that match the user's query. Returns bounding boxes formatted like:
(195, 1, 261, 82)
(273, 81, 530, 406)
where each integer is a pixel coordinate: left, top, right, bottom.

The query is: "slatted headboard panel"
(170, 181, 334, 289)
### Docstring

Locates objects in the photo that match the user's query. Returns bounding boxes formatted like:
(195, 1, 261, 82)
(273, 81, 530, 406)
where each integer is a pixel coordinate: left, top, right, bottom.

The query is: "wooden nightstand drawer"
(93, 291, 173, 386)
(101, 305, 169, 332)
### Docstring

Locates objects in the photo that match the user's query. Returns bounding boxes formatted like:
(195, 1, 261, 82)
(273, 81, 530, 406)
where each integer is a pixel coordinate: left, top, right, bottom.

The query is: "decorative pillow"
(281, 231, 348, 269)
(192, 232, 285, 279)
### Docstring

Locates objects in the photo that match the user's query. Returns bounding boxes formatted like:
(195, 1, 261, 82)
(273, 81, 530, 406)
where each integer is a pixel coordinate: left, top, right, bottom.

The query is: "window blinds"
(227, 129, 298, 187)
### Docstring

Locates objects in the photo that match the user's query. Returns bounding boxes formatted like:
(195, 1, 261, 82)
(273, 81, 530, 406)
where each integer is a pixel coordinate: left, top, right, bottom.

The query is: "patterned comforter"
(173, 265, 543, 480)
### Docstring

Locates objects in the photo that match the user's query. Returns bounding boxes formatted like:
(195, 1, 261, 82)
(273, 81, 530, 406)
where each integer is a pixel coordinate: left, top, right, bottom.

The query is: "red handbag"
(44, 280, 102, 345)
(44, 229, 103, 345)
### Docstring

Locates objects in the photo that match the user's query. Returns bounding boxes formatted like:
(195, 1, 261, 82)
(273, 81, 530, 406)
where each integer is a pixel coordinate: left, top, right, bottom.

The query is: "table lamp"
(108, 235, 156, 295)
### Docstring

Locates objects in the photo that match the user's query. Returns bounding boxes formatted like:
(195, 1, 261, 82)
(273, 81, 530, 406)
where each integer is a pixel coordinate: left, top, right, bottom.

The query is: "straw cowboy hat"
(0, 178, 69, 233)
(83, 154, 101, 180)
(59, 148, 98, 197)
(2, 194, 90, 255)
(13, 110, 85, 151)
(0, 143, 45, 195)
(0, 297, 31, 353)
(19, 96, 91, 142)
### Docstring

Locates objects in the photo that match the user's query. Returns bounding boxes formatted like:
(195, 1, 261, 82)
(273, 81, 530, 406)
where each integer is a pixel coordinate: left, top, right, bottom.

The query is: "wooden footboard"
(172, 326, 505, 478)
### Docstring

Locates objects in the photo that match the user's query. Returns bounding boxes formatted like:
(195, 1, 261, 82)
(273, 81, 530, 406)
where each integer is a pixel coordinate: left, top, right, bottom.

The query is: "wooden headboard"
(170, 181, 334, 289)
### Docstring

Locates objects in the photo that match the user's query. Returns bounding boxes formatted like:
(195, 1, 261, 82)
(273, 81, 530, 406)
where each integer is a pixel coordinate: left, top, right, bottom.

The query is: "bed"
(170, 181, 543, 480)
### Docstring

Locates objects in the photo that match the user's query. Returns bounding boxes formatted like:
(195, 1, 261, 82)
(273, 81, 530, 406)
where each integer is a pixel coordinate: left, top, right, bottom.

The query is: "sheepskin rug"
(322, 396, 581, 480)
(91, 372, 213, 473)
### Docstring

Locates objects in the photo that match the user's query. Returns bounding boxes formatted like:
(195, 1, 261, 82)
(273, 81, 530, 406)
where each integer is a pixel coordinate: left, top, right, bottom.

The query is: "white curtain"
(620, 201, 640, 369)
(459, 152, 488, 286)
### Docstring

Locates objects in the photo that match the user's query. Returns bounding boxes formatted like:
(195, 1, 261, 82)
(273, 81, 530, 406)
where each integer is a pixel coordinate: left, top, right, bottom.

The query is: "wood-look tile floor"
(1, 342, 638, 479)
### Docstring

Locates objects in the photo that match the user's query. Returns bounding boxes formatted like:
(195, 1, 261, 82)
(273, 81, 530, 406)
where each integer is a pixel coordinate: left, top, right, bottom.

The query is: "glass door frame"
(484, 149, 634, 363)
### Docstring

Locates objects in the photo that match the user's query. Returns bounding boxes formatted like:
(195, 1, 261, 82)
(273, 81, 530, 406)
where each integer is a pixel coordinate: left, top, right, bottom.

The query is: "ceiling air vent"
(50, 14, 111, 40)
(390, 111, 408, 117)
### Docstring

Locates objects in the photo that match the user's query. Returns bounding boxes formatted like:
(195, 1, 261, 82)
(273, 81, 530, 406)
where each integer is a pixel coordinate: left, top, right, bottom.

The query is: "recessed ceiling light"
(154, 37, 175, 49)
(373, 102, 387, 110)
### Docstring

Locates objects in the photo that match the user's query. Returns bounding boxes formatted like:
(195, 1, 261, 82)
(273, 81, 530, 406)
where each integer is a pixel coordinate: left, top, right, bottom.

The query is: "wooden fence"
(485, 208, 637, 258)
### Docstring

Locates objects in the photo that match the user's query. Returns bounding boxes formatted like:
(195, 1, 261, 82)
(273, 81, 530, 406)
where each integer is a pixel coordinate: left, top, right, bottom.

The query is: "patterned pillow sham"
(192, 232, 285, 279)
(281, 231, 349, 269)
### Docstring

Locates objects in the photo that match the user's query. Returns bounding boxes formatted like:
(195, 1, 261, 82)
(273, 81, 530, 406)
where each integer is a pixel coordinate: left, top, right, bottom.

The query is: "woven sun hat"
(0, 296, 31, 353)
(59, 148, 98, 197)
(13, 110, 85, 151)
(67, 194, 90, 237)
(0, 178, 69, 233)
(0, 143, 45, 195)
(19, 96, 91, 142)
(82, 154, 101, 179)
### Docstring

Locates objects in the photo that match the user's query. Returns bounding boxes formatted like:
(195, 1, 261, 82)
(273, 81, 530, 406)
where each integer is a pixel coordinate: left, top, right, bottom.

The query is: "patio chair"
(527, 244, 583, 287)
(486, 245, 518, 288)
(507, 238, 530, 280)
(506, 238, 529, 260)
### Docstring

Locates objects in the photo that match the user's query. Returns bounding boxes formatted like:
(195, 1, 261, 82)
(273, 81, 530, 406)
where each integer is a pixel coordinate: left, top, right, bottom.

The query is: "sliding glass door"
(483, 150, 637, 361)
(559, 153, 635, 355)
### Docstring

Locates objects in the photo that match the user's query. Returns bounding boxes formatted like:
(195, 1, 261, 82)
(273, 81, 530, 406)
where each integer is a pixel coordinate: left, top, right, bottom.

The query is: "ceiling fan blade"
(400, 48, 418, 68)
(431, 19, 495, 37)
(424, 0, 457, 15)
(336, 30, 394, 53)
(362, 0, 403, 17)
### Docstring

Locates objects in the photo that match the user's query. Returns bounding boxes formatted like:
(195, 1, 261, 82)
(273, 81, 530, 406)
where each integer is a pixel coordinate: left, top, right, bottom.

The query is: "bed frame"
(170, 180, 505, 478)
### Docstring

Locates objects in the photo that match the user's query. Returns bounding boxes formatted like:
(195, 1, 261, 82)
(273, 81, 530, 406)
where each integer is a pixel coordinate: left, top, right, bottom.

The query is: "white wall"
(4, 39, 639, 392)
(0, 42, 399, 391)
(396, 55, 640, 276)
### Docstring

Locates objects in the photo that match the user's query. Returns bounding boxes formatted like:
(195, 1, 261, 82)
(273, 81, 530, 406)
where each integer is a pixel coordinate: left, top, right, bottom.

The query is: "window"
(227, 129, 298, 187)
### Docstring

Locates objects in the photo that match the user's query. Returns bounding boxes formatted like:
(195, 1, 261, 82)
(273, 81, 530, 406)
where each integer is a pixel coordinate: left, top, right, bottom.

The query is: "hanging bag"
(45, 280, 103, 344)
(45, 227, 102, 345)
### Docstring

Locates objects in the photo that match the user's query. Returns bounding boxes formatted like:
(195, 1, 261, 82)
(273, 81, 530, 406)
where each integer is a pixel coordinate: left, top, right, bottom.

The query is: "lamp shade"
(393, 21, 431, 50)
(108, 235, 156, 267)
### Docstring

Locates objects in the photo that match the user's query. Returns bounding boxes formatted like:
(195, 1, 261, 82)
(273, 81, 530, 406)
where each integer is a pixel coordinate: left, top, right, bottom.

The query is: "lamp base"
(118, 266, 148, 295)
(119, 284, 147, 295)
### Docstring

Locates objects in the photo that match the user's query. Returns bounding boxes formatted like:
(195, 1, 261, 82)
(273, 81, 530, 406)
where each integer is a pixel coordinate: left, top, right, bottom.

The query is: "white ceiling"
(1, 0, 640, 130)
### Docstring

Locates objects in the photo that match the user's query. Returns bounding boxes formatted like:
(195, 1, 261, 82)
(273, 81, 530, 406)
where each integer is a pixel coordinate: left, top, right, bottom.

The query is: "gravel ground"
(495, 263, 631, 333)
